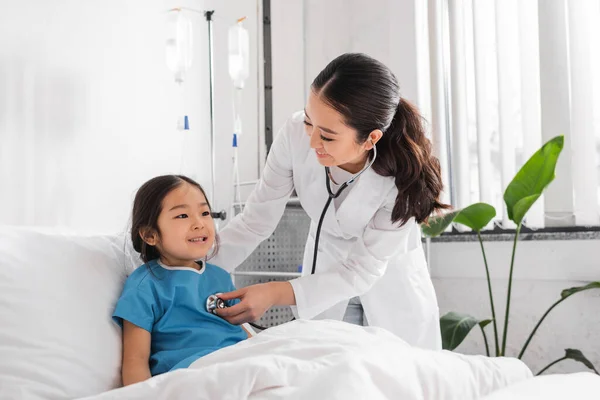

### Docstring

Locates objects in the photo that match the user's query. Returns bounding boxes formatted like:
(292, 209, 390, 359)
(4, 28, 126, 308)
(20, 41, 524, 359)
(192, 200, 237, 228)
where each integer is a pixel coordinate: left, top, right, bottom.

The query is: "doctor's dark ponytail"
(312, 53, 449, 226)
(375, 98, 449, 225)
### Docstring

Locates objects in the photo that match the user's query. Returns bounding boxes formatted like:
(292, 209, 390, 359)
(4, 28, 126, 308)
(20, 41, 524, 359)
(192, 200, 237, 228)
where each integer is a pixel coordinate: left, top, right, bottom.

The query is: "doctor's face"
(304, 90, 372, 173)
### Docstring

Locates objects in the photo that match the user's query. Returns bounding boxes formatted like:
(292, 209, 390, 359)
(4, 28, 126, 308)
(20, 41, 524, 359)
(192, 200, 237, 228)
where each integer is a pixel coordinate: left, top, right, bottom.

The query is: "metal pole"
(205, 10, 216, 206)
(204, 11, 226, 221)
(262, 0, 273, 153)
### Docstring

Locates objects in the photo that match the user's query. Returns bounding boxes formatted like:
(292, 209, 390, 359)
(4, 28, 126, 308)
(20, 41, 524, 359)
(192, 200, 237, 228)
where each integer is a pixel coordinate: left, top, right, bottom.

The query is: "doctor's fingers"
(215, 303, 255, 325)
(215, 302, 246, 318)
(217, 288, 247, 301)
(223, 311, 255, 326)
(216, 302, 261, 325)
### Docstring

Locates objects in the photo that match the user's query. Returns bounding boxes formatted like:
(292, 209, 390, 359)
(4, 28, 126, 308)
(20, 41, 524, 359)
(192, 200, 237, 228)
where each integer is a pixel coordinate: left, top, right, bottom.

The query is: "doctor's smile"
(315, 150, 330, 158)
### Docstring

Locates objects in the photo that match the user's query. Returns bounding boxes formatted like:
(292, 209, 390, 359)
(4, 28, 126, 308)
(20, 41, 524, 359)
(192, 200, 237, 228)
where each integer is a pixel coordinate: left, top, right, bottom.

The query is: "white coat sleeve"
(289, 189, 420, 320)
(210, 118, 295, 272)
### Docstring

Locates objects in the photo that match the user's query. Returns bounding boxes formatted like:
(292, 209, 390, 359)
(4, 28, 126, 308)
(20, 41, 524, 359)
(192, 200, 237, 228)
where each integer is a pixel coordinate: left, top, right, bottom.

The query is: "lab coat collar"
(335, 163, 395, 237)
(301, 148, 395, 238)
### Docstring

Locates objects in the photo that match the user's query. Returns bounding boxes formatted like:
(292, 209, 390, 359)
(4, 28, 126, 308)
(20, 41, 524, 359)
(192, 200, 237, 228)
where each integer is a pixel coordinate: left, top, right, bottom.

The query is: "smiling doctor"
(212, 53, 449, 350)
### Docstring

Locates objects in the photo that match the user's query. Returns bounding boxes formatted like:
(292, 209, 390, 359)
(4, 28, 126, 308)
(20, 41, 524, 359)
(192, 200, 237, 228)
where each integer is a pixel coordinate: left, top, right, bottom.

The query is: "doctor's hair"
(311, 53, 450, 226)
(130, 175, 219, 263)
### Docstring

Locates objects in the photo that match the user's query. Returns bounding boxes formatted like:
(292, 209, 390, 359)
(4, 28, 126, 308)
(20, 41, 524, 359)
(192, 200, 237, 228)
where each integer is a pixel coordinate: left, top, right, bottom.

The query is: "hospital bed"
(1, 225, 598, 399)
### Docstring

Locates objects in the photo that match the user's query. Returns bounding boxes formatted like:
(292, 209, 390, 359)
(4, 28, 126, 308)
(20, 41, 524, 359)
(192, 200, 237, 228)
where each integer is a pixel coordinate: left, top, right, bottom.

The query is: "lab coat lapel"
(298, 151, 342, 235)
(335, 166, 394, 238)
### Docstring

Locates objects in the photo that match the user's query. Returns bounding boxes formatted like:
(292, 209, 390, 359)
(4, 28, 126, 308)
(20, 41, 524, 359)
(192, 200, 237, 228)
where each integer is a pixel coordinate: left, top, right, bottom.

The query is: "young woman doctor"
(212, 53, 449, 350)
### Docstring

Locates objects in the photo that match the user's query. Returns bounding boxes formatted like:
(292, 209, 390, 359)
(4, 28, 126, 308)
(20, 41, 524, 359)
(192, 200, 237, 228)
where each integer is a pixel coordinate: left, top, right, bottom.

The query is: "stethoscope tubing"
(247, 146, 377, 330)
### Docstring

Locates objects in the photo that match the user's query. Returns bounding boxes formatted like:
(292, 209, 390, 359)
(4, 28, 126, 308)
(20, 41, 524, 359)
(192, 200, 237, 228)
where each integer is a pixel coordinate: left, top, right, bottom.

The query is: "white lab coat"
(213, 111, 441, 350)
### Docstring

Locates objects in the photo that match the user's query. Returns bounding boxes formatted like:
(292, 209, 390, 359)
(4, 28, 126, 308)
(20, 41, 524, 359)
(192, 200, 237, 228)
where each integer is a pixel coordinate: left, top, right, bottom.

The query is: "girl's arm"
(121, 320, 152, 386)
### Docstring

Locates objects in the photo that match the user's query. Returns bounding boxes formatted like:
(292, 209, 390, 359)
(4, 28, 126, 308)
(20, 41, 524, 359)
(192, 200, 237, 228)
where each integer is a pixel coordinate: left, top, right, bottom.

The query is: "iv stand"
(205, 10, 227, 221)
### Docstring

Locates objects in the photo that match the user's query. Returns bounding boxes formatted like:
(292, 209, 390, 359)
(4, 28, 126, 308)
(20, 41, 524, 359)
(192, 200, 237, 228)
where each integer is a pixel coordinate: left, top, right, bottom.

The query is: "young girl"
(112, 175, 247, 386)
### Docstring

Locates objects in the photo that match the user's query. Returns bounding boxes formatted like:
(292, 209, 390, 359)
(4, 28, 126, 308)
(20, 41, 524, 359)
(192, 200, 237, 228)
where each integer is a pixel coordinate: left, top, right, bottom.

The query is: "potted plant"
(422, 135, 599, 375)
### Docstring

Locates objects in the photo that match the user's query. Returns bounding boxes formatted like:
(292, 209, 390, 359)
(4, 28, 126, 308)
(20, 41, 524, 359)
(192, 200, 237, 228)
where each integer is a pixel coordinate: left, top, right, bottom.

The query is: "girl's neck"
(159, 256, 202, 270)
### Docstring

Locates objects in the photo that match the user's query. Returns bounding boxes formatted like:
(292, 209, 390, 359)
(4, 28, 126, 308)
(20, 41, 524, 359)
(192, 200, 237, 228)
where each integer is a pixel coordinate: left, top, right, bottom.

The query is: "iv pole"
(165, 7, 226, 220)
(204, 10, 227, 221)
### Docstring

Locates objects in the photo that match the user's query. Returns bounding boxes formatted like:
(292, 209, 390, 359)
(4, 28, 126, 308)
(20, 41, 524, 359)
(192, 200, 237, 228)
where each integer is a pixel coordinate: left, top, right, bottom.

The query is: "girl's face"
(304, 90, 378, 173)
(145, 182, 215, 269)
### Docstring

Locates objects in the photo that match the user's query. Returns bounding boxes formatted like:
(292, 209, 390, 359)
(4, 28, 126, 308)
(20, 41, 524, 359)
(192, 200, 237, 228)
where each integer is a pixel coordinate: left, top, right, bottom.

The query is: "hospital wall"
(271, 0, 429, 138)
(430, 238, 600, 374)
(271, 0, 600, 375)
(0, 0, 262, 232)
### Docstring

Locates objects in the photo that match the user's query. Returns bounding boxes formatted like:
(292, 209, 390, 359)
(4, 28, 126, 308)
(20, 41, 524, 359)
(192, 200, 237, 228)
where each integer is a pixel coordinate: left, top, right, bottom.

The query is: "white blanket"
(79, 320, 532, 400)
(481, 372, 600, 400)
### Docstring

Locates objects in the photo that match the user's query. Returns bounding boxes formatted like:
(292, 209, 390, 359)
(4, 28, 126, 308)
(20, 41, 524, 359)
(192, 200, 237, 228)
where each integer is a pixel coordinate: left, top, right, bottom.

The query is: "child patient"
(112, 175, 247, 386)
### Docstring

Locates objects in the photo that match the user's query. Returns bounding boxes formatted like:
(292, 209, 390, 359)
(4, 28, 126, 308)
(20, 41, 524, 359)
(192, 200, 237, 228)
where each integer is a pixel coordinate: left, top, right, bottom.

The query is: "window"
(429, 0, 600, 229)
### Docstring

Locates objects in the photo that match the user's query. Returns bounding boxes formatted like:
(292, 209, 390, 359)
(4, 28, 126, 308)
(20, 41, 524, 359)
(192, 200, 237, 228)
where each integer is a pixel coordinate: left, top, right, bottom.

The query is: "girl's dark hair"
(131, 175, 219, 263)
(312, 53, 450, 225)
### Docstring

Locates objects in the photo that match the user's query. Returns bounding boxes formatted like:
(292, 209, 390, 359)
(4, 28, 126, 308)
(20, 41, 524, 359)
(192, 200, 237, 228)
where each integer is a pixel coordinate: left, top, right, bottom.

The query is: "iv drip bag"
(165, 10, 193, 84)
(228, 19, 250, 89)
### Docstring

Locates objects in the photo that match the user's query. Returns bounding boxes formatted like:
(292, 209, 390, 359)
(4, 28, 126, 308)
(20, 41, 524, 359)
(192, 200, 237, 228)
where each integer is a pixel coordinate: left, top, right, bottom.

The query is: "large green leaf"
(512, 195, 541, 228)
(504, 136, 564, 225)
(440, 312, 479, 351)
(565, 349, 599, 374)
(422, 210, 460, 238)
(454, 203, 496, 231)
(422, 203, 496, 237)
(561, 282, 600, 299)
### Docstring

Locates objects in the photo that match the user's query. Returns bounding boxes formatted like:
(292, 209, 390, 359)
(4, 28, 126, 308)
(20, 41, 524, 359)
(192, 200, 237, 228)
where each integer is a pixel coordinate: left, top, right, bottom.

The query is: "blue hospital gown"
(112, 259, 246, 376)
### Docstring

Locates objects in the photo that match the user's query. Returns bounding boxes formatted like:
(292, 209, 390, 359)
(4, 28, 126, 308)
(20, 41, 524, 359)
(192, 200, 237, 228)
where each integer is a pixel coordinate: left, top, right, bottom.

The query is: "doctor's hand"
(215, 281, 295, 325)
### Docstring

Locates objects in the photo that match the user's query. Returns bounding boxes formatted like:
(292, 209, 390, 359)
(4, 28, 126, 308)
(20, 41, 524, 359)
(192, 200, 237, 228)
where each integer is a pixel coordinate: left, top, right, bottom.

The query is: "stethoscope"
(207, 144, 378, 330)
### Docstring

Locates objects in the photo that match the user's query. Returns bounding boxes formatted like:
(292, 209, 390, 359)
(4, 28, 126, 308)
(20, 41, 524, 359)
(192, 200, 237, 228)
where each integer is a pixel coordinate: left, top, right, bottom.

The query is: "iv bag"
(228, 20, 250, 89)
(165, 11, 193, 84)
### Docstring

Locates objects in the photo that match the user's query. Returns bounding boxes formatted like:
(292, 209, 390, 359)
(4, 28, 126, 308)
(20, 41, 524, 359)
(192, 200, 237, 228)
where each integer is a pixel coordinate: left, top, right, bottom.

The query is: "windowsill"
(427, 226, 600, 242)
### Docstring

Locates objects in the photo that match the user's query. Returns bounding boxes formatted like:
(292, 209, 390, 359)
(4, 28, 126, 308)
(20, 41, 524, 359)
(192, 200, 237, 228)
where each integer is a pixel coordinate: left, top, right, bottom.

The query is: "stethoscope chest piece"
(206, 294, 227, 315)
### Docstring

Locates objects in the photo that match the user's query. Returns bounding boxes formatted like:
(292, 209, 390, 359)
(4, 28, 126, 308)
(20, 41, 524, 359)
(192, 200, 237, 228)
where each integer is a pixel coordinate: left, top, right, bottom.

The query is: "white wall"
(0, 0, 262, 233)
(271, 0, 306, 138)
(431, 238, 600, 374)
(270, 0, 600, 375)
(271, 0, 429, 137)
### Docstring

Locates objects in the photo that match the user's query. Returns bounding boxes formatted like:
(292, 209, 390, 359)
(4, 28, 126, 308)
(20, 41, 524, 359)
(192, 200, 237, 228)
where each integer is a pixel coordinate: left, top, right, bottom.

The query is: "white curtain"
(430, 0, 600, 228)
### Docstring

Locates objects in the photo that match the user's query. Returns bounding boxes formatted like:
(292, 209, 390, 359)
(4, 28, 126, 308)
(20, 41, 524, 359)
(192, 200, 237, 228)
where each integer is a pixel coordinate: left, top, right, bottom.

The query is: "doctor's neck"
(337, 152, 370, 174)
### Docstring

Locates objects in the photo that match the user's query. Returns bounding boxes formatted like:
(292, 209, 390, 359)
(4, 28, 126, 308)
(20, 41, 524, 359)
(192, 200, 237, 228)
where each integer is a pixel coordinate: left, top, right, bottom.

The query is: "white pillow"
(0, 226, 141, 399)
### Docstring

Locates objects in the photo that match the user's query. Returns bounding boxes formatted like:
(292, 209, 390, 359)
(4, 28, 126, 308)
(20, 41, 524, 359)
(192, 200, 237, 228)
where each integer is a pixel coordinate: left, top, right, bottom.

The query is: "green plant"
(423, 135, 600, 375)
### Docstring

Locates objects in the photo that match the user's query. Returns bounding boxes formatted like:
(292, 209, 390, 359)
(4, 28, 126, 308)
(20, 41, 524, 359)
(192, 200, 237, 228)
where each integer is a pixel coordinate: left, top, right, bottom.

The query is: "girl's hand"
(215, 281, 294, 325)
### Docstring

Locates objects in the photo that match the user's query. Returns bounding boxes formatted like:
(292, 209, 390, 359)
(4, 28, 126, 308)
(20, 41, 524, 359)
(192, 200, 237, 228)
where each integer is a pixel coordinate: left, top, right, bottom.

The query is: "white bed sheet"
(481, 372, 600, 400)
(79, 320, 532, 400)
